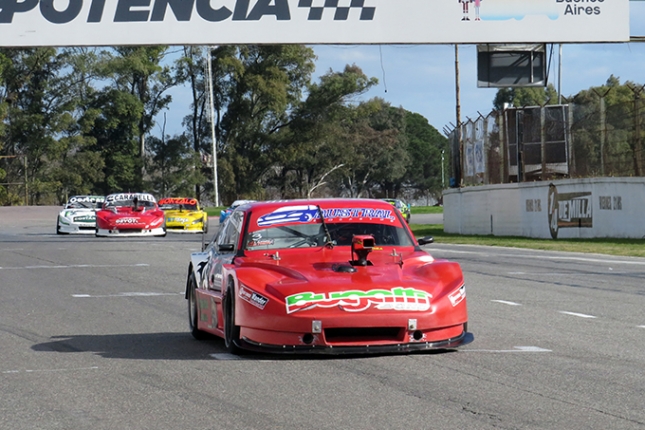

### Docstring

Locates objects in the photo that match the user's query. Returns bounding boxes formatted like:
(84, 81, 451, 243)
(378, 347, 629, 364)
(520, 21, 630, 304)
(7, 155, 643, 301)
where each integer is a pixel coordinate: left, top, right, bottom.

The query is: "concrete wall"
(443, 177, 645, 239)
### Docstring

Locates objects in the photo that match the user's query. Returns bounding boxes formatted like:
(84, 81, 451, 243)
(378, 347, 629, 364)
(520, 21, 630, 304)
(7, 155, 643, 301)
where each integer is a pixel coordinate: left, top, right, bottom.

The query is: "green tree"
(493, 83, 559, 110)
(0, 48, 81, 204)
(270, 64, 378, 198)
(328, 99, 408, 198)
(0, 50, 10, 204)
(401, 110, 448, 202)
(146, 134, 205, 197)
(572, 75, 640, 176)
(83, 88, 143, 193)
(105, 47, 176, 174)
(218, 45, 316, 203)
(175, 45, 241, 202)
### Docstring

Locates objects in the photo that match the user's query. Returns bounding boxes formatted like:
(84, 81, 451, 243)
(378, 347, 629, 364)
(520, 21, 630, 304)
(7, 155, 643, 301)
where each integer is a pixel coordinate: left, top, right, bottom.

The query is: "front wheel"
(224, 281, 243, 354)
(188, 273, 209, 340)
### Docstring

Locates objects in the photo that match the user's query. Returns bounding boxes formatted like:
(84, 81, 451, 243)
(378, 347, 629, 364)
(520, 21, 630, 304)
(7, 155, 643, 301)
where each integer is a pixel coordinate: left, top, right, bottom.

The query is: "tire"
(188, 273, 209, 340)
(223, 280, 243, 354)
(203, 217, 209, 234)
(56, 217, 62, 234)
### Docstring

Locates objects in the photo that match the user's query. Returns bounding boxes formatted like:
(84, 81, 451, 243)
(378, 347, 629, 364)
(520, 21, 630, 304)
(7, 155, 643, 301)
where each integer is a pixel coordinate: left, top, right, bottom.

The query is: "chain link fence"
(448, 86, 645, 186)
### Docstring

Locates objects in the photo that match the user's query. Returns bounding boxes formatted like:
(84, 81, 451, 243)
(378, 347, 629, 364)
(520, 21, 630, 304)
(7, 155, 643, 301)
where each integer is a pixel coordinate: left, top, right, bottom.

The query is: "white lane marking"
(559, 311, 597, 319)
(638, 325, 645, 329)
(548, 256, 644, 265)
(434, 249, 645, 266)
(210, 353, 243, 360)
(0, 263, 149, 270)
(508, 272, 573, 275)
(491, 300, 522, 306)
(2, 366, 99, 374)
(73, 292, 182, 298)
(463, 346, 551, 353)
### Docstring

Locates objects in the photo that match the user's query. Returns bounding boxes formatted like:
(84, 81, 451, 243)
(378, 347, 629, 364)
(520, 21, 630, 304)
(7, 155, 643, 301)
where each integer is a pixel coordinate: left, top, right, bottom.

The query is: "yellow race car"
(158, 197, 208, 233)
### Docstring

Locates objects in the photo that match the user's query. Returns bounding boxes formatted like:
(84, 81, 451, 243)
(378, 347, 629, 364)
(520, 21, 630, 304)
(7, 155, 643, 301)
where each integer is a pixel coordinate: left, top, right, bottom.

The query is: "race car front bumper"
(58, 223, 96, 234)
(95, 227, 166, 237)
(236, 328, 474, 355)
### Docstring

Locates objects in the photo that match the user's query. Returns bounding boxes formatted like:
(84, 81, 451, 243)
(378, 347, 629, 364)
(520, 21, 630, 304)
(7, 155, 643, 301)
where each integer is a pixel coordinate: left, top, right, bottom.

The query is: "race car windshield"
(67, 201, 100, 209)
(66, 197, 104, 209)
(160, 203, 197, 211)
(245, 222, 414, 251)
(105, 200, 156, 208)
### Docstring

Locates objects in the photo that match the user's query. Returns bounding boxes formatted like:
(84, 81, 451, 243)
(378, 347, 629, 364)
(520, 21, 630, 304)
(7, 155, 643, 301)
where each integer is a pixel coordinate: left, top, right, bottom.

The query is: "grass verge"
(410, 206, 444, 215)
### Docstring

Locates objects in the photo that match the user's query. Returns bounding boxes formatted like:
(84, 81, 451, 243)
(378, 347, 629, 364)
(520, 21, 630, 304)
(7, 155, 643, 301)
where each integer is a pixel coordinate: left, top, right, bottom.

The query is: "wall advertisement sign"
(0, 0, 630, 47)
(547, 183, 593, 239)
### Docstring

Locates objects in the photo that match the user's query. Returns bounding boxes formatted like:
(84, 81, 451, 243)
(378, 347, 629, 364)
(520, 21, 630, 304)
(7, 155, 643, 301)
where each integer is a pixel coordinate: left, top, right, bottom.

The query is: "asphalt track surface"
(1, 207, 645, 429)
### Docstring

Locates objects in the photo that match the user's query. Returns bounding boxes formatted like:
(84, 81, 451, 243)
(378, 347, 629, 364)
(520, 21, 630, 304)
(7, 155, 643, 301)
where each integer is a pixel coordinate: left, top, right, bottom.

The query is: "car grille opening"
(324, 327, 403, 343)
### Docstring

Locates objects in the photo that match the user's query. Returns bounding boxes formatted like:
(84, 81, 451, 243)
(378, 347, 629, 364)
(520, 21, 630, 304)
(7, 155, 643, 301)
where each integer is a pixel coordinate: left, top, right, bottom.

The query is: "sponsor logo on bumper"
(115, 218, 139, 224)
(286, 287, 431, 314)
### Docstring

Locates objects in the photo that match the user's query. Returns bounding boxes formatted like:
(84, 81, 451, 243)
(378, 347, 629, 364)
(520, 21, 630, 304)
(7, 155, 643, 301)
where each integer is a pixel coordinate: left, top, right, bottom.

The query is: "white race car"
(56, 195, 105, 235)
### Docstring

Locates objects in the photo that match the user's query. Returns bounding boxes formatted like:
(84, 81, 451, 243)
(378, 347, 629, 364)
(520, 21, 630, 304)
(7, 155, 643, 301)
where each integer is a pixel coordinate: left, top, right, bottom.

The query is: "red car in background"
(95, 192, 166, 237)
(186, 198, 471, 355)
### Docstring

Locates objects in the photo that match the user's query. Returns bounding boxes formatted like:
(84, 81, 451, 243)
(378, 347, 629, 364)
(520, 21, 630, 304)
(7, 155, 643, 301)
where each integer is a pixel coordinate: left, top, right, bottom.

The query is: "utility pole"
(206, 47, 220, 207)
(441, 149, 445, 189)
(455, 44, 462, 186)
(558, 44, 563, 104)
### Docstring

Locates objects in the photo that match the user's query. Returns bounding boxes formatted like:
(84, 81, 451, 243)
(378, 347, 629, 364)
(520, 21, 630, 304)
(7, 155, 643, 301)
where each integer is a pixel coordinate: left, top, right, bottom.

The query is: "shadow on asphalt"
(32, 332, 225, 360)
(31, 332, 459, 361)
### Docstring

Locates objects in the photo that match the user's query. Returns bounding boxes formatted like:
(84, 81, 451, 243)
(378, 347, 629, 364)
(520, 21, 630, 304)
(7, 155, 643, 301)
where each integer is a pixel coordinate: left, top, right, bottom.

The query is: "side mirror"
(218, 243, 235, 252)
(417, 236, 434, 246)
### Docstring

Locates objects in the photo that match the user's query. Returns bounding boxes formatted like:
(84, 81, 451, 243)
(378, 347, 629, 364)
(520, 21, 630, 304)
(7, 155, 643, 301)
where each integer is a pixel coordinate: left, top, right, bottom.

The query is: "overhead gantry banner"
(0, 0, 630, 47)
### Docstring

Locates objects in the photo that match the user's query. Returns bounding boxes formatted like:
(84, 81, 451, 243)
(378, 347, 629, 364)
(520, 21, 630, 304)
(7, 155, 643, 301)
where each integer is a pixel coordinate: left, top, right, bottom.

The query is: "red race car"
(95, 192, 166, 237)
(186, 198, 472, 355)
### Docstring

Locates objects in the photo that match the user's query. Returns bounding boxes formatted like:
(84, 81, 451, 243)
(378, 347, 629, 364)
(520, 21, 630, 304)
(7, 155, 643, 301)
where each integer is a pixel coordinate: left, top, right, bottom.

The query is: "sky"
(155, 2, 645, 137)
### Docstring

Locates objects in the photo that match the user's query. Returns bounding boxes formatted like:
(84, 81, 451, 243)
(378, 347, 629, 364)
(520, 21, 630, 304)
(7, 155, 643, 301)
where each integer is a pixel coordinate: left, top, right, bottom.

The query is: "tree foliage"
(0, 45, 450, 206)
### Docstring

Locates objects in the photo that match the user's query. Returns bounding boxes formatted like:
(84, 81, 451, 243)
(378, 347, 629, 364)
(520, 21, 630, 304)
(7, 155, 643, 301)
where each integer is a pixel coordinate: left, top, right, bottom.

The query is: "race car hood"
(234, 249, 464, 313)
(59, 208, 96, 220)
(163, 209, 203, 220)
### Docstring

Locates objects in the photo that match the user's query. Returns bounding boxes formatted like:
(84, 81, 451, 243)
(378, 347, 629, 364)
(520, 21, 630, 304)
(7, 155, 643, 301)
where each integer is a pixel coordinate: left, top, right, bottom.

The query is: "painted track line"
(2, 366, 99, 375)
(491, 300, 522, 306)
(463, 346, 551, 353)
(73, 292, 182, 298)
(0, 263, 149, 270)
(435, 248, 645, 266)
(559, 311, 597, 319)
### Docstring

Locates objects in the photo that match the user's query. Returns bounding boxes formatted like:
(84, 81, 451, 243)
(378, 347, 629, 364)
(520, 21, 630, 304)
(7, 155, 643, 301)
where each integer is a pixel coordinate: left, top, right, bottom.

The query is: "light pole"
(205, 46, 220, 207)
(455, 44, 462, 187)
(441, 149, 445, 189)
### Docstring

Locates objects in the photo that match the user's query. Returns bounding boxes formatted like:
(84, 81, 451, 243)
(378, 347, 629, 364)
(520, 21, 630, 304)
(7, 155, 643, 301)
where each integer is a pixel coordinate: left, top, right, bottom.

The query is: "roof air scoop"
(350, 235, 375, 267)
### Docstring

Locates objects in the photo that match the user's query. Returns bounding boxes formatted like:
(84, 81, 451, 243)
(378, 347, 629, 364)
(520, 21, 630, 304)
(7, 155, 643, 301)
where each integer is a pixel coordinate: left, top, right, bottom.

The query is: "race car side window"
(217, 210, 243, 252)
